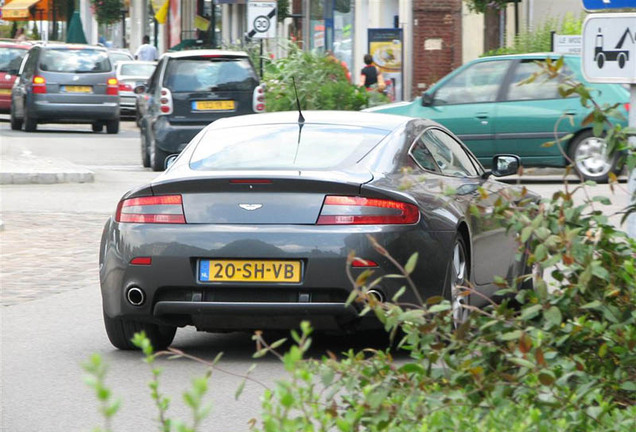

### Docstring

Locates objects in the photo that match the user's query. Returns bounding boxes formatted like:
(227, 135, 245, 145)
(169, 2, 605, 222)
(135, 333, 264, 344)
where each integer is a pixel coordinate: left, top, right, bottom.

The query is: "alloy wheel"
(451, 239, 469, 326)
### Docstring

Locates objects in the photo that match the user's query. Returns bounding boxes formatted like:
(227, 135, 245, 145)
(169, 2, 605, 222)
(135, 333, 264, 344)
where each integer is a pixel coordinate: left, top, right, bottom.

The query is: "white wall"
(462, 3, 484, 63)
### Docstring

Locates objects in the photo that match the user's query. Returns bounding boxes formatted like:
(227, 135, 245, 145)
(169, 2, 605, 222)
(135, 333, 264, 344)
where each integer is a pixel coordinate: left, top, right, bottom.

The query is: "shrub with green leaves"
(263, 43, 370, 111)
(483, 13, 583, 57)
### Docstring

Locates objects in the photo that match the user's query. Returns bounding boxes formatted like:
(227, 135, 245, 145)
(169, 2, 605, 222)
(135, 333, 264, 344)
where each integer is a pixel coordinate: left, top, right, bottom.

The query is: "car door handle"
(565, 110, 577, 116)
(475, 113, 489, 119)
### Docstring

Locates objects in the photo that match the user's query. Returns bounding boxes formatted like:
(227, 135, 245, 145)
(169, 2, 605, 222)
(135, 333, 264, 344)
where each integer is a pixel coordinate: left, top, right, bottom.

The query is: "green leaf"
(234, 380, 246, 400)
(404, 252, 418, 275)
(509, 357, 535, 369)
(521, 304, 542, 320)
(429, 303, 451, 313)
(544, 306, 562, 327)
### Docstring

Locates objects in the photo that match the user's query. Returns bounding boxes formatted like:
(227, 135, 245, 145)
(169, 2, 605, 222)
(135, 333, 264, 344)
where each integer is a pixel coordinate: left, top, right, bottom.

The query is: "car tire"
(10, 104, 22, 131)
(103, 310, 176, 351)
(445, 234, 470, 327)
(23, 108, 37, 132)
(106, 119, 119, 134)
(92, 122, 104, 133)
(568, 130, 620, 183)
(149, 135, 169, 172)
(141, 129, 151, 168)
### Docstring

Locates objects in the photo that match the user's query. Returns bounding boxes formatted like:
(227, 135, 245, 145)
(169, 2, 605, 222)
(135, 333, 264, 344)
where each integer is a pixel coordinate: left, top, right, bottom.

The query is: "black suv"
(136, 50, 264, 170)
(10, 43, 120, 133)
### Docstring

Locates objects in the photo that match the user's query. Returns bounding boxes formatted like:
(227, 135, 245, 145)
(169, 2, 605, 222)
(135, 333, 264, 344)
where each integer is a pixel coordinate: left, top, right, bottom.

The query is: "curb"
(0, 156, 94, 185)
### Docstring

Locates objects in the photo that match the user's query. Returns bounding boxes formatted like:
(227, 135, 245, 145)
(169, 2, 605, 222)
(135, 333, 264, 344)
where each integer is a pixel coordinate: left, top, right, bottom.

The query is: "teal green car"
(368, 53, 628, 182)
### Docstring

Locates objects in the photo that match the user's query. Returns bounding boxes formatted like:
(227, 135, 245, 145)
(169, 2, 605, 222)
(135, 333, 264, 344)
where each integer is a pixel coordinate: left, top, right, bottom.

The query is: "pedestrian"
(360, 53, 385, 92)
(135, 35, 158, 61)
(15, 28, 28, 42)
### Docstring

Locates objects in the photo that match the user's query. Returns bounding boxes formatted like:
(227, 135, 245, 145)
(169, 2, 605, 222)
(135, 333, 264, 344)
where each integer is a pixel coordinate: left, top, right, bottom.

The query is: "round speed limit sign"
(254, 15, 270, 33)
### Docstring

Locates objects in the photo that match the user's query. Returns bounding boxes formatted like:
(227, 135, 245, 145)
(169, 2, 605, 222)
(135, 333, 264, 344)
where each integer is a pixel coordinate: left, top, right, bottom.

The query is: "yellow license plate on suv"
(193, 100, 235, 111)
(64, 86, 92, 93)
(199, 260, 302, 283)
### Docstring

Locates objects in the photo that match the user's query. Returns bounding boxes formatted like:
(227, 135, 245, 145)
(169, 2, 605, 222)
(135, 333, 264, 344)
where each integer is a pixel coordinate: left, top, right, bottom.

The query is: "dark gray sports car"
(99, 111, 532, 350)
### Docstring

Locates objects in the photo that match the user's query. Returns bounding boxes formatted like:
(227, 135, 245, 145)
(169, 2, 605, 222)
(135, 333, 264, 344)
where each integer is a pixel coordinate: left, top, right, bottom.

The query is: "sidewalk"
(0, 153, 94, 185)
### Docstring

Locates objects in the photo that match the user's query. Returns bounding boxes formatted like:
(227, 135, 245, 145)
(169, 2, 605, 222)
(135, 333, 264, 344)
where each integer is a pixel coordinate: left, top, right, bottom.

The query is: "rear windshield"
(190, 124, 390, 171)
(0, 47, 27, 73)
(109, 52, 133, 64)
(40, 48, 111, 73)
(120, 63, 156, 77)
(164, 57, 258, 92)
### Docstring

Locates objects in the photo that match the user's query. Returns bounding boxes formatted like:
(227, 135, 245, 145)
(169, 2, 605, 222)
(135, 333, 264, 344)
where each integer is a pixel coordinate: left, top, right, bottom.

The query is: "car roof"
(0, 40, 32, 49)
(474, 52, 580, 61)
(37, 43, 109, 51)
(160, 49, 250, 60)
(209, 110, 414, 131)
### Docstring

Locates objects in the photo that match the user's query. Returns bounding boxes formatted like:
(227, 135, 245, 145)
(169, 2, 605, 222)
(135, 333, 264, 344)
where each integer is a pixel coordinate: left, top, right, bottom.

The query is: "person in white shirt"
(135, 35, 158, 61)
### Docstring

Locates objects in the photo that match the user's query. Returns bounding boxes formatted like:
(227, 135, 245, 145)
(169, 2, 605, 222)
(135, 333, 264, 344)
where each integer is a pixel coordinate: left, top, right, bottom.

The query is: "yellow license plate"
(0, 88, 11, 94)
(64, 86, 92, 93)
(194, 100, 235, 111)
(199, 260, 302, 283)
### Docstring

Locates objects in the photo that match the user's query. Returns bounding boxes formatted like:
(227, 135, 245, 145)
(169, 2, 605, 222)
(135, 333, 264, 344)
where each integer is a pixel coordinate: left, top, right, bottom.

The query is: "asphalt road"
(0, 118, 633, 431)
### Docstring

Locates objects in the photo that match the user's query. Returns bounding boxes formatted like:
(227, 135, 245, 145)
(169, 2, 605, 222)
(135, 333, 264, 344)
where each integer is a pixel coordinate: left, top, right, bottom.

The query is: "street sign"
(583, 0, 636, 11)
(247, 1, 277, 39)
(582, 13, 636, 83)
(553, 34, 582, 55)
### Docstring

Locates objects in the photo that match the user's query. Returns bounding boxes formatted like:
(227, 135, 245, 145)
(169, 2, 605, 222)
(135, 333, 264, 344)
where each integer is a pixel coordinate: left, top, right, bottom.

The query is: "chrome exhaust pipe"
(367, 289, 385, 303)
(126, 286, 145, 306)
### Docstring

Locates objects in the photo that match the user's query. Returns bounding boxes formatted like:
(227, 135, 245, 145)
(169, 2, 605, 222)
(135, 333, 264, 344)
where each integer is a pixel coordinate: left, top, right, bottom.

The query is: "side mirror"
(491, 154, 521, 177)
(133, 85, 146, 94)
(421, 92, 434, 106)
(164, 154, 179, 170)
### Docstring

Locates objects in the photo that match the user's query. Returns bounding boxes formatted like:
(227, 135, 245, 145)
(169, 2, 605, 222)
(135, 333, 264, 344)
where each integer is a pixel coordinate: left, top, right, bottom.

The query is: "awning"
(1, 0, 41, 20)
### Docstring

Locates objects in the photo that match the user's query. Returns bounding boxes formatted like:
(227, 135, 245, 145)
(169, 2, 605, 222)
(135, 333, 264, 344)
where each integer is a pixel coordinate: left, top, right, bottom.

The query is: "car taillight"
(115, 195, 186, 224)
(32, 75, 46, 94)
(107, 78, 119, 95)
(118, 83, 133, 92)
(159, 87, 173, 115)
(317, 196, 420, 225)
(253, 85, 265, 113)
(625, 103, 630, 112)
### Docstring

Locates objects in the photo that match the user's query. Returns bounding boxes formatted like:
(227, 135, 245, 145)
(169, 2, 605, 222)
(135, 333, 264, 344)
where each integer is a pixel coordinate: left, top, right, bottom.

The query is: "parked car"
(10, 43, 120, 133)
(136, 49, 264, 171)
(114, 60, 156, 117)
(0, 40, 32, 114)
(368, 53, 629, 182)
(107, 48, 134, 65)
(99, 110, 536, 350)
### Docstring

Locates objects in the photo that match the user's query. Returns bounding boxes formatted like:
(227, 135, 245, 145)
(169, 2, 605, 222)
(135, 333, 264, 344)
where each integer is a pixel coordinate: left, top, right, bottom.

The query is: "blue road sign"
(583, 0, 636, 11)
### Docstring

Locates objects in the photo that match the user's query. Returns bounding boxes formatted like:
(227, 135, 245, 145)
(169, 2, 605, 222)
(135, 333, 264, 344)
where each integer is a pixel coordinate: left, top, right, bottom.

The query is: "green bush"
(263, 43, 369, 111)
(484, 13, 583, 57)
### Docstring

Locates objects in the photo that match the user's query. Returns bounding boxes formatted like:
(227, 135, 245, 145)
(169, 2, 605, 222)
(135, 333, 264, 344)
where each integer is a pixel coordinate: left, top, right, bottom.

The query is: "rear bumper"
(152, 116, 206, 153)
(32, 100, 119, 121)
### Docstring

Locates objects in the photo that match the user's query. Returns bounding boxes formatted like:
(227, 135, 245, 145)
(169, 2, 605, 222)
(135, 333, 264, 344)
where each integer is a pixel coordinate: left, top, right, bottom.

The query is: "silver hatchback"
(10, 44, 120, 133)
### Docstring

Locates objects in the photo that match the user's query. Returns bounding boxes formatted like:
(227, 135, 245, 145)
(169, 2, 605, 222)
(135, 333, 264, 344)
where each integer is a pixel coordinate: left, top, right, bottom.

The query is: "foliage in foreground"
(252, 186, 636, 431)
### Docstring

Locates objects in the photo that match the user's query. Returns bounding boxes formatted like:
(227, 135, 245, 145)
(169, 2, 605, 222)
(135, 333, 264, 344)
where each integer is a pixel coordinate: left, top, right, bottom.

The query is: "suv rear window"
(39, 48, 111, 73)
(0, 47, 27, 74)
(164, 57, 258, 92)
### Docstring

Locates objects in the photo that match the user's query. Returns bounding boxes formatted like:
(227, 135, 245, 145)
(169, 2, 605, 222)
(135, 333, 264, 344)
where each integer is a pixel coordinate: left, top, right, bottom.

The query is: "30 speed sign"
(247, 1, 277, 39)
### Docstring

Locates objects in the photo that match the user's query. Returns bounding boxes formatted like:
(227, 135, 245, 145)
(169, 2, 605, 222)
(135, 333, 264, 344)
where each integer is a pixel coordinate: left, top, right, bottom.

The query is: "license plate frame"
(64, 85, 92, 93)
(199, 259, 302, 283)
(193, 100, 235, 111)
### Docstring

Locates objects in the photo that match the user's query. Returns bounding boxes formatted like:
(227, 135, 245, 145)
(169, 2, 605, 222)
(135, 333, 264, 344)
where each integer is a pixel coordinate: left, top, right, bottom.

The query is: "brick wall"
(412, 0, 463, 96)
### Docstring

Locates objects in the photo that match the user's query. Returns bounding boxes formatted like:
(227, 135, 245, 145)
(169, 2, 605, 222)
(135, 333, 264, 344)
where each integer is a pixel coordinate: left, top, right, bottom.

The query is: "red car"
(0, 40, 31, 113)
